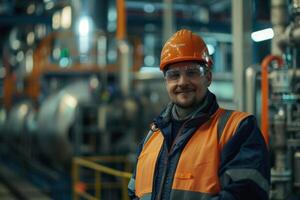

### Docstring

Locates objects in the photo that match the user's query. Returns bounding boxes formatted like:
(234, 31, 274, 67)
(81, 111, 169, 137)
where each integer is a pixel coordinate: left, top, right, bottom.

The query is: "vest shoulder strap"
(217, 109, 233, 141)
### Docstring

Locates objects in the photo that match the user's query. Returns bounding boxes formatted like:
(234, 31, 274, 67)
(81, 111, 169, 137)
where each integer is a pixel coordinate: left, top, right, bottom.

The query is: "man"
(128, 29, 269, 200)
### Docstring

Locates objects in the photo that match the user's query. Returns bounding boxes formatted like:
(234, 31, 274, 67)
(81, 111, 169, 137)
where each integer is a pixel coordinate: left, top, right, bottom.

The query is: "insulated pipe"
(261, 55, 284, 146)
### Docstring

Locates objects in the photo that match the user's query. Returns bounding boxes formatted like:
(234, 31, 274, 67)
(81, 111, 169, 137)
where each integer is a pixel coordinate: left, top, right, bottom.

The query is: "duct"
(36, 80, 93, 165)
(37, 80, 92, 134)
(4, 100, 36, 136)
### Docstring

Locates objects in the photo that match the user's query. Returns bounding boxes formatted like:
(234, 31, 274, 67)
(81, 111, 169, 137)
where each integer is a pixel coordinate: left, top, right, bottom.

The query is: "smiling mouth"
(176, 90, 194, 94)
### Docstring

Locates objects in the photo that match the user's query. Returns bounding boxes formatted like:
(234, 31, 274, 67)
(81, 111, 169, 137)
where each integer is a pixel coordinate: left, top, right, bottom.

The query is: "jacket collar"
(154, 90, 219, 129)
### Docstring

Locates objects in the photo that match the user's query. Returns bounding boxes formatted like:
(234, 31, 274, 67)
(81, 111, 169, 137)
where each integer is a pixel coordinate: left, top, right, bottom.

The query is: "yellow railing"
(72, 156, 132, 200)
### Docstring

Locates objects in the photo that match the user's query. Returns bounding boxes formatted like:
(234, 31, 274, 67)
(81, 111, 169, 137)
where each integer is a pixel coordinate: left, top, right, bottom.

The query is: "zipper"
(156, 120, 190, 200)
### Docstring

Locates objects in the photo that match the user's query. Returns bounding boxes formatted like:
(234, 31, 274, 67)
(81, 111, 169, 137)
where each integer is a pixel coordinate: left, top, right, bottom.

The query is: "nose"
(177, 72, 190, 85)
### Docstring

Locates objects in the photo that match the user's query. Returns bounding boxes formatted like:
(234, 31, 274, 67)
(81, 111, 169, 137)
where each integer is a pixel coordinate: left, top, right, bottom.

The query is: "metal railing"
(72, 156, 132, 200)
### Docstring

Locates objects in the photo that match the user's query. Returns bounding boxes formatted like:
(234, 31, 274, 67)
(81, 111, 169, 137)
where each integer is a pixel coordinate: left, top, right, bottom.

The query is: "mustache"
(175, 85, 195, 93)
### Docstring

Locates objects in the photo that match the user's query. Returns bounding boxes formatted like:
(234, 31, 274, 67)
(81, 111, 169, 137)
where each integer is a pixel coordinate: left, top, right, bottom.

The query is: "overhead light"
(61, 6, 72, 29)
(140, 66, 160, 73)
(45, 2, 54, 10)
(144, 3, 155, 13)
(27, 4, 35, 14)
(251, 28, 274, 42)
(78, 16, 92, 36)
(52, 11, 61, 29)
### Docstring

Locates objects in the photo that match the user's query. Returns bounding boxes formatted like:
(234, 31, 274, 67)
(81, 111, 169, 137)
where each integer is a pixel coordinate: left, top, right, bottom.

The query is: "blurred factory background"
(0, 0, 299, 199)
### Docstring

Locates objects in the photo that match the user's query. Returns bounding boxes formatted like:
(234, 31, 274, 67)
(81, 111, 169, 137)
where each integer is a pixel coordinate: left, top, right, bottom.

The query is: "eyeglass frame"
(163, 63, 210, 82)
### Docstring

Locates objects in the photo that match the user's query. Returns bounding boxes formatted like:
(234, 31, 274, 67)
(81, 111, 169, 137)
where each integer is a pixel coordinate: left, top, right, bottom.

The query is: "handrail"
(74, 157, 132, 179)
(72, 156, 132, 200)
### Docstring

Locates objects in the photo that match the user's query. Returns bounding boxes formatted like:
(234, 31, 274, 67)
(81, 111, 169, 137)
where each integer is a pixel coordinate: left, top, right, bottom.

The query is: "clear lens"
(165, 64, 206, 82)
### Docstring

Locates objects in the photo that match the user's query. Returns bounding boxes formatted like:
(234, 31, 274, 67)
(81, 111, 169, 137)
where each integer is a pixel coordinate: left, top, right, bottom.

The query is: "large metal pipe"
(245, 65, 260, 115)
(271, 107, 292, 200)
(232, 0, 253, 111)
(4, 101, 36, 136)
(163, 0, 175, 42)
(116, 0, 132, 96)
(118, 40, 131, 96)
(36, 80, 93, 165)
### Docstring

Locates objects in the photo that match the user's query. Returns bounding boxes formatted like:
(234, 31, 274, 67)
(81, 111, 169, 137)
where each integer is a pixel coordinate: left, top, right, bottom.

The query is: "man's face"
(164, 61, 212, 108)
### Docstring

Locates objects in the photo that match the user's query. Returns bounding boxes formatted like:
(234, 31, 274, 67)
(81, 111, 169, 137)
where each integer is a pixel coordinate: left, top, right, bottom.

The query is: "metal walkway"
(0, 165, 52, 200)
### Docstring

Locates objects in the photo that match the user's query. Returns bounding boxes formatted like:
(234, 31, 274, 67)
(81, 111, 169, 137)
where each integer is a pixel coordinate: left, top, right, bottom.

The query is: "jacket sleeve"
(213, 116, 270, 200)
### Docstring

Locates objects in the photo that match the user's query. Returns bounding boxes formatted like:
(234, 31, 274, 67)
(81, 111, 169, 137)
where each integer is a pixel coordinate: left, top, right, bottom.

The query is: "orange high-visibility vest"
(135, 108, 250, 199)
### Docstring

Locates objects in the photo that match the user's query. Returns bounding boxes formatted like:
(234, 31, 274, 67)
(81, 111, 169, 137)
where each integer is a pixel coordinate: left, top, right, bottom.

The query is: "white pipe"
(271, 0, 288, 55)
(118, 40, 132, 96)
(163, 0, 175, 43)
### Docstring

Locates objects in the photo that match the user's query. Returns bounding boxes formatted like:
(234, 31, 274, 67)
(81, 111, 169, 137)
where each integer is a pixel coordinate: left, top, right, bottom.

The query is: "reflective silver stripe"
(217, 110, 233, 141)
(170, 189, 214, 200)
(221, 169, 269, 193)
(128, 177, 135, 191)
(140, 193, 152, 200)
(143, 130, 154, 147)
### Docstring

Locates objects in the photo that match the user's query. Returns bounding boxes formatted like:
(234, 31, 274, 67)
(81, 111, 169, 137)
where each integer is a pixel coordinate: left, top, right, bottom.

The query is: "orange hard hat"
(160, 29, 212, 70)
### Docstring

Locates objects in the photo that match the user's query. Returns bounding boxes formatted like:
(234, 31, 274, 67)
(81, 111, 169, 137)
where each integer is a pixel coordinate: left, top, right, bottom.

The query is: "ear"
(206, 71, 212, 87)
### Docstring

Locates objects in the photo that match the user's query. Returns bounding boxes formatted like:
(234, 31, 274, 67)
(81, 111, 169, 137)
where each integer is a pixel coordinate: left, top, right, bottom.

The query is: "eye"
(186, 68, 201, 77)
(166, 70, 180, 80)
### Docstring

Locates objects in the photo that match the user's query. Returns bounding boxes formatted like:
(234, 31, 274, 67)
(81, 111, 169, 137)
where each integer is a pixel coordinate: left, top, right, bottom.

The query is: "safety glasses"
(164, 64, 208, 82)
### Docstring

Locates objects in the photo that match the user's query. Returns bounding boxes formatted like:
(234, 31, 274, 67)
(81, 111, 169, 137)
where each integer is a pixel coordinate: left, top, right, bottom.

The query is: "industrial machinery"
(0, 0, 173, 198)
(4, 0, 300, 199)
(246, 0, 300, 199)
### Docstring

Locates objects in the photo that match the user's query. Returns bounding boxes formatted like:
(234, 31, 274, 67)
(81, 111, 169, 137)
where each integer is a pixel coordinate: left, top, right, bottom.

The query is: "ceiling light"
(251, 28, 274, 42)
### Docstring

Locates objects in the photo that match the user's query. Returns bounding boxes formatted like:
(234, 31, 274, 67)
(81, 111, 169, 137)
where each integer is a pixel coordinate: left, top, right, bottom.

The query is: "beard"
(173, 92, 198, 108)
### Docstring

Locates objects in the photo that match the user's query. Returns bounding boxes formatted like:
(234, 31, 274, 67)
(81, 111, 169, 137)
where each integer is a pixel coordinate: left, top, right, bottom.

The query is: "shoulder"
(226, 110, 252, 122)
(218, 109, 258, 149)
(219, 109, 253, 133)
(222, 113, 265, 151)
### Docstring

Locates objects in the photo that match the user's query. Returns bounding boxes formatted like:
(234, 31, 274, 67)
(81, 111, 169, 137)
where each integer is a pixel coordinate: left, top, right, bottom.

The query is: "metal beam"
(0, 15, 52, 26)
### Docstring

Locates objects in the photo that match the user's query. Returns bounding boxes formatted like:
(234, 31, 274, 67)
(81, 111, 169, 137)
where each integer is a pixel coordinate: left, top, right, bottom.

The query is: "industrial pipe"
(261, 55, 284, 146)
(116, 0, 132, 96)
(271, 0, 288, 55)
(116, 0, 126, 40)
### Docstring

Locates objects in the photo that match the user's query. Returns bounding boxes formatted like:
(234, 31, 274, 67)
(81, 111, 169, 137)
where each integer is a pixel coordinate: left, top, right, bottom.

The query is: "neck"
(174, 105, 196, 120)
(173, 91, 210, 120)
